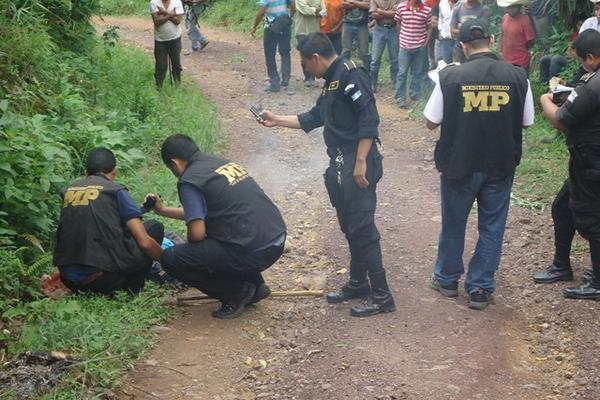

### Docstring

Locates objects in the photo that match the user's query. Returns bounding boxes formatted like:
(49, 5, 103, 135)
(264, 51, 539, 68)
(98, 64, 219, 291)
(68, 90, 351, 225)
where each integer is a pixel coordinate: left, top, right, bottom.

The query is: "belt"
(327, 139, 382, 159)
(377, 21, 396, 28)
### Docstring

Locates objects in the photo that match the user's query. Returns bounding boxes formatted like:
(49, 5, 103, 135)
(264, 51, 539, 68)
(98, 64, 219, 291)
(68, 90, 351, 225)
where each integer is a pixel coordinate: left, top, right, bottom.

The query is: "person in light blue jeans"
(433, 173, 513, 296)
(370, 23, 398, 92)
(395, 46, 427, 106)
(185, 2, 209, 52)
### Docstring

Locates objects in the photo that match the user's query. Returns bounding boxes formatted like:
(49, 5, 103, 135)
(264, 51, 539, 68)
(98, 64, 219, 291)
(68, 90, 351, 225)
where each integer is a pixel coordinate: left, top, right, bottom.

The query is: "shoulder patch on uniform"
(343, 60, 357, 70)
(344, 83, 355, 94)
(581, 72, 596, 83)
(567, 90, 578, 104)
(328, 80, 340, 91)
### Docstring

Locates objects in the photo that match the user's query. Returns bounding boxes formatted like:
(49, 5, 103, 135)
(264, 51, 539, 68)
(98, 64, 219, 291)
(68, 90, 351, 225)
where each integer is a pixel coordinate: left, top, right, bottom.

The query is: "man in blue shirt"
(54, 148, 164, 296)
(252, 0, 295, 92)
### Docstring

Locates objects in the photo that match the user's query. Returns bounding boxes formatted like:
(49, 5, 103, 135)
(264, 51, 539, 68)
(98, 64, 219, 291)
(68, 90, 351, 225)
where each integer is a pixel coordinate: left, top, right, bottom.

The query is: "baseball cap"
(459, 19, 491, 43)
(497, 0, 529, 7)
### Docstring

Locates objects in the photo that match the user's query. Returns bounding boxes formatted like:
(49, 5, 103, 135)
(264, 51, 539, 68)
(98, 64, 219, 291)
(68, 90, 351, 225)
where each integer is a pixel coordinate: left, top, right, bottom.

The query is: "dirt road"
(97, 17, 599, 400)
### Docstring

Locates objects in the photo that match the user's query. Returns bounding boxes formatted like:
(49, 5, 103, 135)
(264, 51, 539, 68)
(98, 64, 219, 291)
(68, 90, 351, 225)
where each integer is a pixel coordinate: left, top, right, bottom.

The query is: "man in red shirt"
(500, 1, 535, 72)
(394, 0, 432, 108)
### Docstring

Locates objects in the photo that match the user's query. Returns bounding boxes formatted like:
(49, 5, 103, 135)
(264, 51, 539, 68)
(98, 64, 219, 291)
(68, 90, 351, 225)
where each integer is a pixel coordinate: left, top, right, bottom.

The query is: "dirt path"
(97, 17, 599, 400)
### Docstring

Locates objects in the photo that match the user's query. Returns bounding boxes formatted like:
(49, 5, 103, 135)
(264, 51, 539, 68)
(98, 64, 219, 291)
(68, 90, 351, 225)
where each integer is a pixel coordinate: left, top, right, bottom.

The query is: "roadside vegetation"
(0, 1, 220, 398)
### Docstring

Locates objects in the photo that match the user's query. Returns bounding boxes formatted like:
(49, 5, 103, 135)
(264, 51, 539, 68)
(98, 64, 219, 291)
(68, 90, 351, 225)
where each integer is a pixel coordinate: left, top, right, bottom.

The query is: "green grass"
(0, 35, 221, 398)
(204, 0, 258, 33)
(98, 0, 148, 16)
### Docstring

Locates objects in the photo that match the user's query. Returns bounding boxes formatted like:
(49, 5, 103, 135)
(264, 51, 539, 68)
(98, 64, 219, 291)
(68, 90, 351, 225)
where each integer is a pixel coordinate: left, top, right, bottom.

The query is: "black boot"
(533, 264, 574, 283)
(326, 279, 370, 304)
(564, 239, 600, 300)
(350, 270, 395, 317)
(563, 279, 600, 300)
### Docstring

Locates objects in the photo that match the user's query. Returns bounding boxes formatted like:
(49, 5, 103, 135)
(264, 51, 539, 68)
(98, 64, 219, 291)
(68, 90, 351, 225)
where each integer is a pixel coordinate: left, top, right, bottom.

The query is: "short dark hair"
(161, 134, 200, 165)
(297, 33, 336, 59)
(574, 29, 600, 59)
(86, 147, 116, 175)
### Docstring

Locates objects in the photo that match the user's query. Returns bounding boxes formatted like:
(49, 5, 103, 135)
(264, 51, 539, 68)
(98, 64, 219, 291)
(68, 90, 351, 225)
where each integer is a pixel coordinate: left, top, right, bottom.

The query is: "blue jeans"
(435, 38, 454, 64)
(370, 24, 399, 91)
(539, 55, 569, 83)
(186, 6, 208, 50)
(341, 22, 370, 72)
(395, 46, 427, 101)
(263, 25, 292, 89)
(433, 172, 514, 294)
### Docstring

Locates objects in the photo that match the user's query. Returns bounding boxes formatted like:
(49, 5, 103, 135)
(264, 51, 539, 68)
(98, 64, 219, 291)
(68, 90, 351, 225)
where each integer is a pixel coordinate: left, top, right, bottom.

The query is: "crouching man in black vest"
(54, 148, 164, 296)
(148, 134, 287, 319)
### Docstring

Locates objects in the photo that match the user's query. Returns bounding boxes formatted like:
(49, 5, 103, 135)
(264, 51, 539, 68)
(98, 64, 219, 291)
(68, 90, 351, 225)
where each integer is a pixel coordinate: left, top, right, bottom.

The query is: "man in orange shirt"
(321, 0, 345, 53)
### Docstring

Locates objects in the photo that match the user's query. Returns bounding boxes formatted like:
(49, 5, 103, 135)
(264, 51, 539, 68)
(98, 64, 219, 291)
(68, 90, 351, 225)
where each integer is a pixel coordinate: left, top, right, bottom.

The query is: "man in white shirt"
(424, 19, 534, 310)
(435, 0, 459, 63)
(150, 0, 185, 88)
(580, 0, 600, 33)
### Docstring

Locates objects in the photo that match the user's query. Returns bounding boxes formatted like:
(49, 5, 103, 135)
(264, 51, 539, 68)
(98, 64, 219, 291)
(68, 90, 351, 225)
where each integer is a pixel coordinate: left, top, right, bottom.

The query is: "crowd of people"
(49, 0, 600, 322)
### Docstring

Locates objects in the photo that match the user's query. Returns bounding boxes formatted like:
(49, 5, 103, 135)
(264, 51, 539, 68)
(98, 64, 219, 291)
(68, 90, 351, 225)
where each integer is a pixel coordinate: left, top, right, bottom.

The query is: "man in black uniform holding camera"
(259, 33, 395, 317)
(540, 29, 600, 300)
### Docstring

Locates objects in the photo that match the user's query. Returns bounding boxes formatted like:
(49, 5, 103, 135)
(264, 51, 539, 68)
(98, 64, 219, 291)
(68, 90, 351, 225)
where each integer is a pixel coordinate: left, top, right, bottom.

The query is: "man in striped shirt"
(394, 0, 432, 108)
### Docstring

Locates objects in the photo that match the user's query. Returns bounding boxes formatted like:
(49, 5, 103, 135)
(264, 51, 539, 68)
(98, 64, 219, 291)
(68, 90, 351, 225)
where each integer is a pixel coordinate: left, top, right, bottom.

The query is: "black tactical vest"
(53, 175, 146, 272)
(178, 153, 286, 251)
(436, 52, 528, 179)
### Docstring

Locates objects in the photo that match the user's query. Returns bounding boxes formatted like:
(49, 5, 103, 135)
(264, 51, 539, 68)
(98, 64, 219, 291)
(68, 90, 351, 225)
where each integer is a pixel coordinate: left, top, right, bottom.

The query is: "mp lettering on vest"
(462, 85, 511, 112)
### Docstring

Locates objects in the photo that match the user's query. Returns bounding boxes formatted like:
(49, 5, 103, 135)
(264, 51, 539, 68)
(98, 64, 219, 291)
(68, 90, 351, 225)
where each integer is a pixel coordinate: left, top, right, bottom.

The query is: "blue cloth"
(395, 46, 427, 101)
(161, 237, 175, 249)
(179, 183, 208, 224)
(117, 190, 143, 222)
(258, 0, 290, 25)
(435, 38, 454, 64)
(433, 172, 514, 294)
(59, 264, 101, 282)
(263, 23, 292, 89)
(370, 24, 399, 88)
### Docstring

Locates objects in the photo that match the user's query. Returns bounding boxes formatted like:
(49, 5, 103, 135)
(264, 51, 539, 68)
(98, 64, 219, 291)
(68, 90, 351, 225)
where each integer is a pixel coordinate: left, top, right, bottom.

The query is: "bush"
(98, 0, 148, 15)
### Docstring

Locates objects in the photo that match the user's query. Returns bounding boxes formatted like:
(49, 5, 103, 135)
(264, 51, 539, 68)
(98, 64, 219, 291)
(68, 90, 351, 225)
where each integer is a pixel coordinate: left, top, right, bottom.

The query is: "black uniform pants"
(161, 238, 284, 302)
(324, 147, 385, 285)
(154, 37, 182, 88)
(552, 178, 600, 278)
(61, 220, 165, 296)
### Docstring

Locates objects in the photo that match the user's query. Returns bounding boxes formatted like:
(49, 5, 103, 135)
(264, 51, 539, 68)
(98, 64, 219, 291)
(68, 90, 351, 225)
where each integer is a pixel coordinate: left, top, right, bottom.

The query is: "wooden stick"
(177, 290, 324, 302)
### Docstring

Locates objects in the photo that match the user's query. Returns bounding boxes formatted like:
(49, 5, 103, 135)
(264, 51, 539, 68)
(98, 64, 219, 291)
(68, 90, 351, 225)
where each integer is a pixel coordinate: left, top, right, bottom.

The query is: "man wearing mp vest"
(147, 134, 287, 319)
(424, 19, 534, 310)
(54, 148, 164, 296)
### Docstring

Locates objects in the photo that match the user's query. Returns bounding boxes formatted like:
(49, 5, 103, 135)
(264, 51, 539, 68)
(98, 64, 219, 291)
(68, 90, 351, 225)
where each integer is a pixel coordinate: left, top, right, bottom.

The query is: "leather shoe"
(533, 264, 573, 284)
(212, 283, 256, 319)
(350, 291, 396, 317)
(326, 280, 370, 304)
(249, 283, 271, 304)
(563, 280, 600, 300)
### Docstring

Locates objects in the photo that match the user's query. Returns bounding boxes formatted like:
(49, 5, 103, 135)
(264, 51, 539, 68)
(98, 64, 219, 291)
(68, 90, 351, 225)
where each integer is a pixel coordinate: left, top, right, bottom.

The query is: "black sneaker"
(533, 264, 574, 284)
(249, 283, 271, 305)
(583, 267, 594, 282)
(212, 283, 256, 319)
(326, 280, 370, 304)
(429, 276, 459, 297)
(469, 288, 493, 310)
(350, 291, 396, 317)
